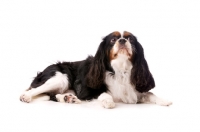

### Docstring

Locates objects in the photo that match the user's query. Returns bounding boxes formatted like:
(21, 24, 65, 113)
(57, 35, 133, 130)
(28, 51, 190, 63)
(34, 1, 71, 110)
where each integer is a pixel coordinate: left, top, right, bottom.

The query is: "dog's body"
(20, 31, 172, 108)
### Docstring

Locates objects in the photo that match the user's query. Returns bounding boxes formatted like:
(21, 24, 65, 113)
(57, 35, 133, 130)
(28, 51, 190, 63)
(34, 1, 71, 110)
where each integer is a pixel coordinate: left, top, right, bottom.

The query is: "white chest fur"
(105, 54, 138, 103)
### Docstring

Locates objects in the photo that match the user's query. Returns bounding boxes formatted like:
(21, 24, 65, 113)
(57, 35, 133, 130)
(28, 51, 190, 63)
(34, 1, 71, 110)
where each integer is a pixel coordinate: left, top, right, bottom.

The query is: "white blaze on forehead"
(119, 31, 124, 39)
(118, 31, 130, 40)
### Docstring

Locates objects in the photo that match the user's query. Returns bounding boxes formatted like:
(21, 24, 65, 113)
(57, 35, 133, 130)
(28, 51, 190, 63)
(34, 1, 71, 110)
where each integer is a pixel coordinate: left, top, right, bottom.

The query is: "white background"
(0, 0, 200, 132)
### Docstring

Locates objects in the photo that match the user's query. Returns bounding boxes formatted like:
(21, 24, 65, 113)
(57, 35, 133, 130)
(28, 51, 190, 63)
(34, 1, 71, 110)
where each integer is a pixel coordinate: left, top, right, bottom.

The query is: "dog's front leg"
(98, 92, 116, 109)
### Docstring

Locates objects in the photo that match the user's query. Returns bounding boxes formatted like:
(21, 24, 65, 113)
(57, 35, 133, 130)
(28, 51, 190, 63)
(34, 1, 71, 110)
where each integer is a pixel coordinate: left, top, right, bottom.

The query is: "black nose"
(119, 39, 126, 44)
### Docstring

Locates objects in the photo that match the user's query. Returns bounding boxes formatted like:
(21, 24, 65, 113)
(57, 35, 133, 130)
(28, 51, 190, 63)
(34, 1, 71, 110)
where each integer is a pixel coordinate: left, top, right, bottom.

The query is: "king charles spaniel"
(20, 31, 172, 108)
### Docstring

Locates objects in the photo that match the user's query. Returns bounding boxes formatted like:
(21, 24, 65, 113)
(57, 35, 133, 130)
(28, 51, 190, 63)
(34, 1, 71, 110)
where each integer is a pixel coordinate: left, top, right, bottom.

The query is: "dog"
(20, 31, 172, 108)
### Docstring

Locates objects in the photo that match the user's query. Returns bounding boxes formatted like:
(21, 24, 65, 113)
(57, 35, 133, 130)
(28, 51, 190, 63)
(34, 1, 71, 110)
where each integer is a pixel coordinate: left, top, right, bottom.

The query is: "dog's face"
(103, 31, 137, 62)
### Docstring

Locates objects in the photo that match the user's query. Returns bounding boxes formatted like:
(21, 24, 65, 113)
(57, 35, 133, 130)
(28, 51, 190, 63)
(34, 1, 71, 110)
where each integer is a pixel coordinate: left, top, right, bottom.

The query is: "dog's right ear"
(85, 38, 107, 88)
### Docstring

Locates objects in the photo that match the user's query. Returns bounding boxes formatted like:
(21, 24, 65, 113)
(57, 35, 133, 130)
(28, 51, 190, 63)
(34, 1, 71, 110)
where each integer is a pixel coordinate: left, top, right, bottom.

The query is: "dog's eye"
(128, 37, 133, 43)
(111, 38, 117, 44)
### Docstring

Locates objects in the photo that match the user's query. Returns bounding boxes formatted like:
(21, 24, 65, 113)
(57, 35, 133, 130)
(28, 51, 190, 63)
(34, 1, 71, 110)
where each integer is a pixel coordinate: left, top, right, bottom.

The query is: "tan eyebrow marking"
(112, 31, 121, 37)
(123, 31, 131, 37)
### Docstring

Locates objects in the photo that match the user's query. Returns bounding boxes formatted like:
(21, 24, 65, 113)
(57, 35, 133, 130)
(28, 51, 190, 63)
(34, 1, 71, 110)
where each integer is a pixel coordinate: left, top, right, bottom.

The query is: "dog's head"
(86, 31, 155, 92)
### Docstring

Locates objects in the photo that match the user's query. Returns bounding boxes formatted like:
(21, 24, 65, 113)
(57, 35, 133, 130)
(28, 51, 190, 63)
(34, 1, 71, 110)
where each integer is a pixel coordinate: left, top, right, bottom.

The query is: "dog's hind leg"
(138, 92, 172, 106)
(20, 72, 69, 103)
(32, 94, 50, 102)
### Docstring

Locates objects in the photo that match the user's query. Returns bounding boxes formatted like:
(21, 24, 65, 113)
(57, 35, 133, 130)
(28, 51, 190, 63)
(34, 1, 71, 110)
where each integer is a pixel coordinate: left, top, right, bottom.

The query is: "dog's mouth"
(111, 42, 133, 60)
(114, 47, 132, 58)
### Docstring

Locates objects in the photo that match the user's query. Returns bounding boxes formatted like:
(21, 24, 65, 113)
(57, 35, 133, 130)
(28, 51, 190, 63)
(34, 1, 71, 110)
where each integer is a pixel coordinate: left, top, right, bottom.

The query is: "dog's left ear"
(130, 41, 155, 92)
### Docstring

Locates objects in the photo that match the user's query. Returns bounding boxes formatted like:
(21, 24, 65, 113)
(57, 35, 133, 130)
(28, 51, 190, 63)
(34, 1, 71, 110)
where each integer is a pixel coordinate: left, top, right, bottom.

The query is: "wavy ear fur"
(85, 39, 106, 88)
(131, 41, 155, 93)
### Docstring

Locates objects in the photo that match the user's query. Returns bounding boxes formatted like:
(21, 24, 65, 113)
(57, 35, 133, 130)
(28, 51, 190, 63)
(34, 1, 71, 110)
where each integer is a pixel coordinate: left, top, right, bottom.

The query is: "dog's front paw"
(156, 99, 172, 106)
(101, 99, 116, 109)
(20, 92, 32, 103)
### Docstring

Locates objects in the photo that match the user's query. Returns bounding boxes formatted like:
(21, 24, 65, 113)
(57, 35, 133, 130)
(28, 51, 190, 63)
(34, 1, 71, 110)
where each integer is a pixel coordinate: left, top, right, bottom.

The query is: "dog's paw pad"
(64, 94, 81, 104)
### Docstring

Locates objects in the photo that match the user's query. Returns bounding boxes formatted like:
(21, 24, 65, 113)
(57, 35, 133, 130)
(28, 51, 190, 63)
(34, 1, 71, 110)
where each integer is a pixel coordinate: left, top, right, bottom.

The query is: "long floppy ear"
(131, 41, 155, 93)
(85, 39, 107, 88)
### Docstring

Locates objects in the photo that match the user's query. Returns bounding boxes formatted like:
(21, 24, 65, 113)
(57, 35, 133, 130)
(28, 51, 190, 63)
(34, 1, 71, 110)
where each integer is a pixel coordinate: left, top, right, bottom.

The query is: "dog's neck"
(111, 54, 133, 74)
